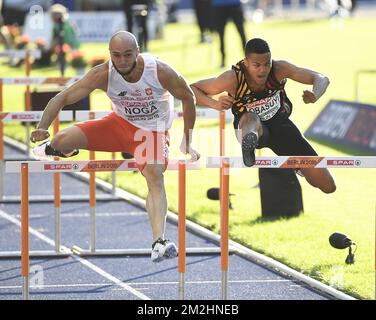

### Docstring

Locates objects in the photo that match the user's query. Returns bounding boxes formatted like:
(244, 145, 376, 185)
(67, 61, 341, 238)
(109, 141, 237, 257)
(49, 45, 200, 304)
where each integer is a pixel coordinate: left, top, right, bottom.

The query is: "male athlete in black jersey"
(191, 38, 336, 194)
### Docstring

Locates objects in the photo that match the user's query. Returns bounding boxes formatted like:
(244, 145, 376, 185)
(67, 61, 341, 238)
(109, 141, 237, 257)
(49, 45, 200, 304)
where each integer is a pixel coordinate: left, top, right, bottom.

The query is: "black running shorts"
(234, 114, 318, 156)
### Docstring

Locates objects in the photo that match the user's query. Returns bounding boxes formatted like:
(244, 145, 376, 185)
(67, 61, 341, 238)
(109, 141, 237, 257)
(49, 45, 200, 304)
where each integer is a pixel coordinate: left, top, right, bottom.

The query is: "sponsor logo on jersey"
(118, 91, 127, 97)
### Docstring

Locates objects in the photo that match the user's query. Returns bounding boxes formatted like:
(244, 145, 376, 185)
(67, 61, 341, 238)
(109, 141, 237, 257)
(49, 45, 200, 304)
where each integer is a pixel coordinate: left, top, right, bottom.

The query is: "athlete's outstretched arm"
(276, 60, 330, 104)
(157, 61, 200, 161)
(190, 71, 237, 111)
(31, 64, 108, 142)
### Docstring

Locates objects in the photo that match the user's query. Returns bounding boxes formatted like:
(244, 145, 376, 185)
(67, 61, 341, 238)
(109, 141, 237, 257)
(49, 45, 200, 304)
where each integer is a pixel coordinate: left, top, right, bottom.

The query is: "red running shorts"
(75, 112, 169, 172)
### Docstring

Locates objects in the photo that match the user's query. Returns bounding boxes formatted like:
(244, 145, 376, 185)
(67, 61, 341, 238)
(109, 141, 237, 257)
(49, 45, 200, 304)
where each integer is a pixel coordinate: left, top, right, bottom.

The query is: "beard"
(113, 60, 137, 76)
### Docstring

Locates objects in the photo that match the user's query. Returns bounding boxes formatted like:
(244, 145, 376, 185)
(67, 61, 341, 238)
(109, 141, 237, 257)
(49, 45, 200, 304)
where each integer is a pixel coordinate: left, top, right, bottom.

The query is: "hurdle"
(1, 107, 225, 237)
(70, 107, 226, 259)
(9, 157, 372, 300)
(20, 163, 29, 300)
(4, 159, 229, 257)
(53, 118, 61, 253)
(220, 159, 230, 300)
(206, 156, 376, 169)
(0, 111, 74, 202)
(89, 112, 96, 252)
(207, 155, 376, 300)
(6, 159, 238, 299)
(66, 159, 224, 257)
(1, 107, 222, 200)
(0, 76, 81, 150)
(0, 76, 81, 160)
(178, 161, 186, 299)
(176, 159, 233, 300)
(0, 110, 126, 203)
(0, 50, 41, 157)
(1, 106, 226, 250)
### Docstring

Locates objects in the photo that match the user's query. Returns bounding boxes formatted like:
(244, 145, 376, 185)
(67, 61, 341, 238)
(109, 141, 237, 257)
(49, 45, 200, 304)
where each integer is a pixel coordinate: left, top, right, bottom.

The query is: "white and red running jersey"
(107, 53, 174, 132)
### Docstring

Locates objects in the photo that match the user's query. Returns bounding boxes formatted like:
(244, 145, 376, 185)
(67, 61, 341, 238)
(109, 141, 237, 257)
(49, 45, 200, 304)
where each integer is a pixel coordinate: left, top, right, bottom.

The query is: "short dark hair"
(245, 38, 270, 56)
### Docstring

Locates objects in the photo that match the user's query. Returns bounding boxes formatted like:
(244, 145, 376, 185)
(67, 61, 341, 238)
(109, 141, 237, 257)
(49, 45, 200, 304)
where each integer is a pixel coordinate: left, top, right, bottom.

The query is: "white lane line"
(0, 210, 55, 247)
(9, 212, 147, 219)
(0, 209, 150, 300)
(0, 279, 294, 290)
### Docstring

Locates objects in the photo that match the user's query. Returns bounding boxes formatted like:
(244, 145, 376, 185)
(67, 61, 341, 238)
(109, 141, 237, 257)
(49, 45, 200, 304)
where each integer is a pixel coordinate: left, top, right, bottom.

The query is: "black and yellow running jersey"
(231, 59, 292, 123)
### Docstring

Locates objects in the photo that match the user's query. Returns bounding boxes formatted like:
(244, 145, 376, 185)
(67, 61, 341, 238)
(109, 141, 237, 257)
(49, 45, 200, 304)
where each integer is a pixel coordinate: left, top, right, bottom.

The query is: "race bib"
(245, 91, 282, 121)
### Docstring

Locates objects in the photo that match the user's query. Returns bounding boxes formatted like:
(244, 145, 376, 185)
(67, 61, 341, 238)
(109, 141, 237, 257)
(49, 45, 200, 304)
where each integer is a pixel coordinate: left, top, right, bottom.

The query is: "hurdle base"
(0, 250, 71, 259)
(71, 245, 237, 257)
(0, 193, 122, 203)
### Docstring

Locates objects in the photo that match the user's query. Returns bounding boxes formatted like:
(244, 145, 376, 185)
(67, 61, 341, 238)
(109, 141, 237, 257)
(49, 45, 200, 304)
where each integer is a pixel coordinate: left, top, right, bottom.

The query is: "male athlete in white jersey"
(30, 31, 200, 262)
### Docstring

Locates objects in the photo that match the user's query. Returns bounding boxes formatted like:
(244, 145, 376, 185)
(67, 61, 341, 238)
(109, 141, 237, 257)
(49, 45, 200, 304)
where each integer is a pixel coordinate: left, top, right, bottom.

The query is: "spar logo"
(44, 163, 73, 171)
(327, 159, 356, 166)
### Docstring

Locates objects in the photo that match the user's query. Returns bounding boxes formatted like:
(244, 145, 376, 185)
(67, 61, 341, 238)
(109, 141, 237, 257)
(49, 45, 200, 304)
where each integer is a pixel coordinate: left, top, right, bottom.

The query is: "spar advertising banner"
(305, 100, 376, 154)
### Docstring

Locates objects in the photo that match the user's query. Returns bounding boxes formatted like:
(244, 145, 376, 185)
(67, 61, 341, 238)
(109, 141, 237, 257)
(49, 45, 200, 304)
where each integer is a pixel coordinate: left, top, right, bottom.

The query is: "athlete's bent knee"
(241, 112, 260, 124)
(51, 131, 70, 151)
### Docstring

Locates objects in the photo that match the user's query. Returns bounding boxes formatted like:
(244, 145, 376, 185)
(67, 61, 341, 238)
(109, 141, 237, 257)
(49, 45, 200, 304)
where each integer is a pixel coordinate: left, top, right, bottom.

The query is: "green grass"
(1, 17, 376, 299)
